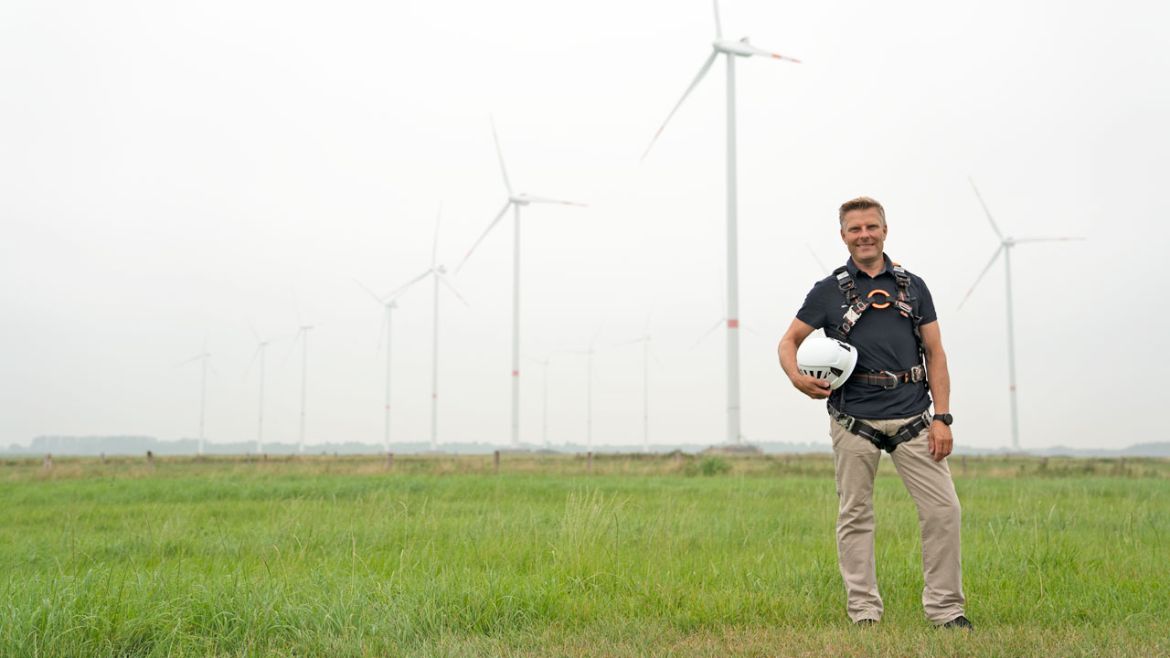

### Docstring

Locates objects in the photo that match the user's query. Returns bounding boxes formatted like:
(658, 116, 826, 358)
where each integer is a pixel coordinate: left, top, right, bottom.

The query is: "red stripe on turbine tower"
(512, 370, 519, 376)
(728, 319, 739, 328)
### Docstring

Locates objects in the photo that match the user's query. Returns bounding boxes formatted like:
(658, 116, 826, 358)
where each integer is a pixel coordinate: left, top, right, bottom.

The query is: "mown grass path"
(2, 455, 1167, 656)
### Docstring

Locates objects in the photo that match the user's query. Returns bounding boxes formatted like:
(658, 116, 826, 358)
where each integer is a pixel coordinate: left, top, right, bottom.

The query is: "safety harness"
(830, 405, 933, 453)
(829, 262, 929, 453)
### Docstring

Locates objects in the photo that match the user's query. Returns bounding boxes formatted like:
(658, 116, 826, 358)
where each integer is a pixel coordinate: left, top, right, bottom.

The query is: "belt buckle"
(879, 370, 899, 389)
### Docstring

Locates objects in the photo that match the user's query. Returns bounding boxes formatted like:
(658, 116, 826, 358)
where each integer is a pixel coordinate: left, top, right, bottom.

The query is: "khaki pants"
(830, 416, 965, 624)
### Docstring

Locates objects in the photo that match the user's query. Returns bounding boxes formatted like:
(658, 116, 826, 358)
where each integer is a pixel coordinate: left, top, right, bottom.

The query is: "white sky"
(2, 0, 1165, 451)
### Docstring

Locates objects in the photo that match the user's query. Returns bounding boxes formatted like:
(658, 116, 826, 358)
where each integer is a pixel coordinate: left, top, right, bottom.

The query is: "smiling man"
(777, 196, 971, 629)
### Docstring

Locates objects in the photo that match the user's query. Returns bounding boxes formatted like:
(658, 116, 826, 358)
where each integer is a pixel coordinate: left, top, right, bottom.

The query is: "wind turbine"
(355, 280, 398, 453)
(177, 341, 211, 456)
(383, 204, 468, 452)
(290, 324, 313, 454)
(247, 327, 271, 454)
(561, 328, 604, 451)
(527, 355, 554, 449)
(642, 0, 800, 445)
(613, 316, 655, 454)
(960, 178, 1084, 451)
(455, 118, 585, 447)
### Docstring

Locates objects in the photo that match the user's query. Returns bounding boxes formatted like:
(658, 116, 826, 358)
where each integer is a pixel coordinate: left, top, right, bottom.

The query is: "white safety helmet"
(797, 335, 858, 390)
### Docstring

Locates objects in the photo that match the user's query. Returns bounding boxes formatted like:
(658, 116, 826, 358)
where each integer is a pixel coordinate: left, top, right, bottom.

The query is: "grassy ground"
(2, 453, 1168, 657)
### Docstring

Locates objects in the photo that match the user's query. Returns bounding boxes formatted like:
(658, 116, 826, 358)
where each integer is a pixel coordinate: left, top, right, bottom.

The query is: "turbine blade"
(376, 307, 388, 355)
(610, 336, 646, 347)
(523, 195, 587, 207)
(957, 245, 1005, 310)
(590, 325, 604, 349)
(490, 116, 513, 195)
(385, 267, 434, 300)
(1011, 236, 1086, 244)
(805, 242, 829, 275)
(455, 200, 513, 274)
(281, 328, 304, 369)
(713, 0, 723, 39)
(641, 51, 719, 161)
(243, 344, 259, 379)
(353, 278, 385, 305)
(690, 317, 724, 349)
(174, 353, 205, 368)
(740, 41, 802, 62)
(432, 201, 443, 269)
(438, 273, 469, 307)
(968, 177, 1005, 241)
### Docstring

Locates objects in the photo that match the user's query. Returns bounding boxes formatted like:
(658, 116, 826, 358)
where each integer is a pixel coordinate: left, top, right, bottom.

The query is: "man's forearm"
(778, 339, 801, 381)
(926, 350, 950, 413)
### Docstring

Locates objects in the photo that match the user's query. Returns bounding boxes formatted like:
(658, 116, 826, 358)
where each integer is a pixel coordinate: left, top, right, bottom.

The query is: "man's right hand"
(791, 374, 832, 400)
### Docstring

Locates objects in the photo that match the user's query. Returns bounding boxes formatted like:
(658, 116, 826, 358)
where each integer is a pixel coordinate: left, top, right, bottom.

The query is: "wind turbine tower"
(960, 178, 1084, 451)
(178, 344, 211, 455)
(384, 205, 467, 452)
(293, 325, 313, 454)
(642, 0, 799, 445)
(456, 119, 585, 447)
(249, 329, 270, 454)
(357, 280, 399, 453)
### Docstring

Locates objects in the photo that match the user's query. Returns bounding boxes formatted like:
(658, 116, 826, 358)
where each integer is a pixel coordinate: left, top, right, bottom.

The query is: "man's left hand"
(928, 421, 953, 462)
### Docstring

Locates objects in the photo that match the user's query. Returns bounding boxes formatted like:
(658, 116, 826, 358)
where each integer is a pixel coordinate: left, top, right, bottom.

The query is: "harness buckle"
(833, 410, 856, 432)
(909, 365, 926, 383)
(878, 370, 900, 389)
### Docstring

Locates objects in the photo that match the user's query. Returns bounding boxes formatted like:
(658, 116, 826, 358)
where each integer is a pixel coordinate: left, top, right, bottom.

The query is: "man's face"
(840, 208, 887, 263)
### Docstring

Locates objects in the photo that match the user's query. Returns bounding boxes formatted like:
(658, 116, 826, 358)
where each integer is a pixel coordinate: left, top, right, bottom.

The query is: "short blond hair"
(838, 196, 886, 227)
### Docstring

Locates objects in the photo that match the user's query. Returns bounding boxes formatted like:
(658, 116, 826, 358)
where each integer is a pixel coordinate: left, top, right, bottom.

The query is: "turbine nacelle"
(713, 38, 801, 61)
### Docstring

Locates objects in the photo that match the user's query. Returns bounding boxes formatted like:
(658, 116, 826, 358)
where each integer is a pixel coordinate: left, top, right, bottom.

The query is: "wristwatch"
(932, 413, 953, 426)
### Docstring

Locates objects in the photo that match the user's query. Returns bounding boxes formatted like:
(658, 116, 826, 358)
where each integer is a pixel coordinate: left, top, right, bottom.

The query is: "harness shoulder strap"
(834, 266, 867, 337)
(891, 262, 925, 360)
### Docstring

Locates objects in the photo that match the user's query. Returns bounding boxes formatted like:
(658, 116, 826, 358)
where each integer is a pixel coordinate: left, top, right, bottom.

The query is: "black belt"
(829, 405, 931, 454)
(851, 365, 926, 389)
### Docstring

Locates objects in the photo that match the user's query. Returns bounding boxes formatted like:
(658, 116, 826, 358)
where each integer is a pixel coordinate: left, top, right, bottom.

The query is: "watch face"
(935, 413, 953, 426)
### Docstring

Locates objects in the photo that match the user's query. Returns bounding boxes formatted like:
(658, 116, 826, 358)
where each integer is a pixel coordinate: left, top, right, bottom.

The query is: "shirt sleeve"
(915, 276, 938, 325)
(795, 280, 830, 329)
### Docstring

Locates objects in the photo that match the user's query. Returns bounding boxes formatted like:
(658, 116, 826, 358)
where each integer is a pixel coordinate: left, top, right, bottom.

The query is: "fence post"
(494, 450, 501, 474)
(43, 454, 53, 471)
(587, 451, 593, 474)
(385, 452, 394, 471)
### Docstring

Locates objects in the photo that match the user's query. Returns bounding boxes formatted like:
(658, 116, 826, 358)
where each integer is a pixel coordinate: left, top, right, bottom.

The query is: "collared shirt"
(796, 254, 938, 420)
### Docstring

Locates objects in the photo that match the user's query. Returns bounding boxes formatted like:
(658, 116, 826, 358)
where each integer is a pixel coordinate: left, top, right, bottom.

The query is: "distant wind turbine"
(562, 328, 604, 451)
(960, 177, 1085, 451)
(455, 118, 586, 447)
(527, 355, 554, 449)
(613, 316, 655, 453)
(642, 0, 800, 445)
(383, 203, 468, 452)
(290, 324, 313, 454)
(355, 280, 398, 453)
(247, 327, 270, 454)
(177, 340, 211, 456)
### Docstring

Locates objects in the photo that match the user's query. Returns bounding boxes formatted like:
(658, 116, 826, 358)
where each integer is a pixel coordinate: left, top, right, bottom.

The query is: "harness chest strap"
(833, 262, 924, 354)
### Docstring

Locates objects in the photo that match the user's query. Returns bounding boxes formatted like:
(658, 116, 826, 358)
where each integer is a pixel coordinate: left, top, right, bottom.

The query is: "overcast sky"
(2, 0, 1165, 452)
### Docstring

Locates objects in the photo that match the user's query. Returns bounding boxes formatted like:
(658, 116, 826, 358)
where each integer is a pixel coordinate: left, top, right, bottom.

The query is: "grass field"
(2, 453, 1168, 657)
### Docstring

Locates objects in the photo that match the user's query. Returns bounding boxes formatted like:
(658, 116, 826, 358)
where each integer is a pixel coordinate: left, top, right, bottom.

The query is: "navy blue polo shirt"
(796, 254, 937, 419)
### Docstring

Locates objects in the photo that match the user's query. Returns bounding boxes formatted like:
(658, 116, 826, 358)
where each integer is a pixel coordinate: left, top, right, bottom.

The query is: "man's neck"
(852, 255, 886, 278)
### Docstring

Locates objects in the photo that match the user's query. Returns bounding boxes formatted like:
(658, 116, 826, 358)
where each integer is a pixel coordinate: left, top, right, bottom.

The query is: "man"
(777, 196, 971, 629)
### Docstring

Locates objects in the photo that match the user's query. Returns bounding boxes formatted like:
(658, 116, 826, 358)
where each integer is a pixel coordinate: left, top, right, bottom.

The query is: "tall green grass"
(1, 455, 1167, 656)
